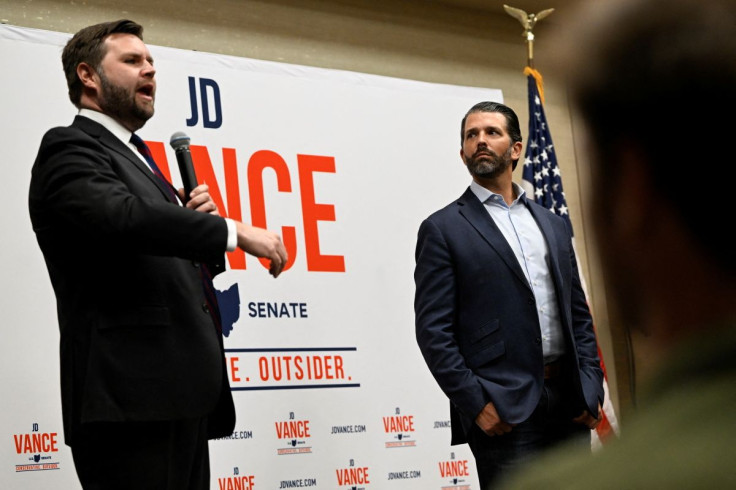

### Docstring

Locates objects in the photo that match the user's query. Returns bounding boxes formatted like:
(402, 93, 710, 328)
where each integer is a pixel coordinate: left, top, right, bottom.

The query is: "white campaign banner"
(0, 24, 503, 489)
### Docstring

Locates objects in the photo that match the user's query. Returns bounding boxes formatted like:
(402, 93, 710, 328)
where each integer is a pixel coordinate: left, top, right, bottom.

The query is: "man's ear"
(610, 146, 653, 239)
(511, 141, 523, 161)
(76, 62, 98, 90)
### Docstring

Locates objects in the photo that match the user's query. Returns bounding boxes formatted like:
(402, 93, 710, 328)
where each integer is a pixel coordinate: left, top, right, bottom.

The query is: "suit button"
(528, 298, 534, 305)
(192, 261, 200, 268)
(535, 337, 542, 344)
(202, 303, 210, 314)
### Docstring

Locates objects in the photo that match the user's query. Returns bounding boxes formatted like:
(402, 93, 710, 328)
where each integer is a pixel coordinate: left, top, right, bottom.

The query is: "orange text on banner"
(147, 143, 345, 273)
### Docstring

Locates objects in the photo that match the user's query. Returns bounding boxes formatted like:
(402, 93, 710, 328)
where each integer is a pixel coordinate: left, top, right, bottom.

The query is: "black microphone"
(169, 131, 198, 202)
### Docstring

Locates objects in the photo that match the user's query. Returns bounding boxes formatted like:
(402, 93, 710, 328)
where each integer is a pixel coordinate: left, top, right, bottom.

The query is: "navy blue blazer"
(29, 116, 235, 445)
(415, 187, 603, 444)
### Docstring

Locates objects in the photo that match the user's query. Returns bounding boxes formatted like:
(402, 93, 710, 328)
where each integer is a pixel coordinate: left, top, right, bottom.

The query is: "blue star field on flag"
(521, 74, 572, 231)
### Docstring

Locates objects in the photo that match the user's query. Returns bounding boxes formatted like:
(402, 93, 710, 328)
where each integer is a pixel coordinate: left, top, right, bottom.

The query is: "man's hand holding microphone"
(171, 131, 288, 278)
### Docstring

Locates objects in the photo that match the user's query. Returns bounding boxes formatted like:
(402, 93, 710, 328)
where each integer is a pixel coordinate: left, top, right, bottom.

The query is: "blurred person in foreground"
(499, 0, 736, 487)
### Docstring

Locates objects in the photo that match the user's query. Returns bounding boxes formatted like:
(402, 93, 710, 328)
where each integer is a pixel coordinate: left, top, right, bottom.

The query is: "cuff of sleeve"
(225, 218, 237, 252)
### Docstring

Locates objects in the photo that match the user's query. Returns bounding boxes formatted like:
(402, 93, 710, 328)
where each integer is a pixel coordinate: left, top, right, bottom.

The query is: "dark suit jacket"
(414, 187, 603, 445)
(29, 115, 235, 445)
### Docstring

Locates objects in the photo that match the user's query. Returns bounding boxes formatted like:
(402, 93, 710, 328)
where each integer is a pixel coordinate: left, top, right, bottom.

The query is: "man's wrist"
(224, 218, 237, 252)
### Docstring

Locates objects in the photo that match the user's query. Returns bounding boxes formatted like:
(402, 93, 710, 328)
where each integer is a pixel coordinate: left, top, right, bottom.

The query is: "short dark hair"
(565, 0, 735, 272)
(461, 101, 523, 169)
(62, 19, 144, 108)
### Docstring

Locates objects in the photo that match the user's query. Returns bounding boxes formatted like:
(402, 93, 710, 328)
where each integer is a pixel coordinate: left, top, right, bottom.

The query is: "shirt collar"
(469, 180, 527, 206)
(78, 108, 133, 147)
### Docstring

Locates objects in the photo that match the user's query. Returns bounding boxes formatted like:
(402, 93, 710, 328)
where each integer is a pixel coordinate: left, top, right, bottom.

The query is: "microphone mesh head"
(170, 131, 191, 149)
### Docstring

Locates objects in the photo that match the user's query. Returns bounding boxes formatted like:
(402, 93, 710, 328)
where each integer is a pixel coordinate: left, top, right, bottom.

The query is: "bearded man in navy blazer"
(28, 19, 287, 489)
(414, 101, 604, 489)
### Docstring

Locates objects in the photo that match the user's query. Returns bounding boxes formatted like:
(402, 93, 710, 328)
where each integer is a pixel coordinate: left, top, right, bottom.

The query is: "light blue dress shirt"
(469, 180, 565, 362)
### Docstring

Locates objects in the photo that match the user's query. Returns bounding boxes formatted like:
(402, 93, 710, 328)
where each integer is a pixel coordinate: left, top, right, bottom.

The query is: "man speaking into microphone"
(28, 19, 287, 489)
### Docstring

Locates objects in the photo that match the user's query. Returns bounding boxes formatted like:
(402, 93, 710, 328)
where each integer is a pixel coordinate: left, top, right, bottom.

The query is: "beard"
(97, 69, 154, 131)
(464, 145, 513, 179)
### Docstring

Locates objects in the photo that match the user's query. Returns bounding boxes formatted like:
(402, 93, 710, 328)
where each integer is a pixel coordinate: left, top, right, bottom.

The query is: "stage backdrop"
(0, 24, 503, 489)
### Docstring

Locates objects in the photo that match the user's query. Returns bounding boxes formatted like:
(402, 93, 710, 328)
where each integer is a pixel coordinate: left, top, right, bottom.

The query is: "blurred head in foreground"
(559, 0, 735, 347)
(499, 0, 736, 485)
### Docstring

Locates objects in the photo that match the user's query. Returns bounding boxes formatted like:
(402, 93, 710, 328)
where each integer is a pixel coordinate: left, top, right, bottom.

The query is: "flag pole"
(504, 3, 620, 448)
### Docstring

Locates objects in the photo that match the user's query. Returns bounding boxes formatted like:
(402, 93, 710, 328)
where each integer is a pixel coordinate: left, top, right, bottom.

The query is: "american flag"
(520, 67, 619, 448)
(520, 72, 568, 220)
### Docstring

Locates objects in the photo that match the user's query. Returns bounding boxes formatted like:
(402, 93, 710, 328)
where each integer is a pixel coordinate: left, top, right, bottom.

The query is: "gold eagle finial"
(503, 4, 555, 67)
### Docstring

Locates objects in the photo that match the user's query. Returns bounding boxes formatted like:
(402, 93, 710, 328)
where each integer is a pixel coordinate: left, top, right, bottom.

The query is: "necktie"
(130, 133, 223, 334)
(130, 133, 180, 204)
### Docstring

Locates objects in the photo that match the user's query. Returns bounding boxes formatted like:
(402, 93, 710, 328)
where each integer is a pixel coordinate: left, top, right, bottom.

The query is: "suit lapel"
(457, 187, 532, 291)
(72, 116, 175, 202)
